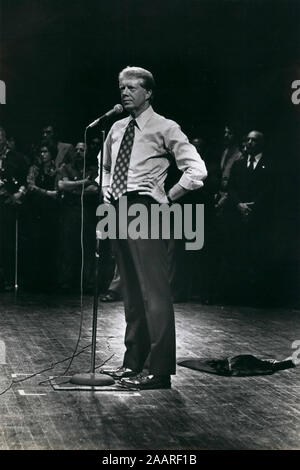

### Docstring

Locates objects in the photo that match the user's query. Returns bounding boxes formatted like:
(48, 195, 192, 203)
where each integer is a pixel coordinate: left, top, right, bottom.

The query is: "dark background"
(0, 0, 299, 305)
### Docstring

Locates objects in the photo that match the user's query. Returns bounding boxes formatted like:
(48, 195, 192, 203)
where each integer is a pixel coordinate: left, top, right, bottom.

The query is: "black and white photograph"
(0, 0, 299, 455)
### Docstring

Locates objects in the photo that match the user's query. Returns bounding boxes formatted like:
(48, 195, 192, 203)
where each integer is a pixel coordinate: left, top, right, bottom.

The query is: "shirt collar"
(128, 105, 154, 131)
(248, 152, 262, 163)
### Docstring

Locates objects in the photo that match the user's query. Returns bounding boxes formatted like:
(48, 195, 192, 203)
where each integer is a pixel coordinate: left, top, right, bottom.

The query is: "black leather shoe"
(99, 366, 138, 379)
(120, 374, 171, 390)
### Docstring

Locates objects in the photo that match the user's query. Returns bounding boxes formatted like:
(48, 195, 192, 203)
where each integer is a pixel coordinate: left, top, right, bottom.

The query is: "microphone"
(87, 104, 123, 128)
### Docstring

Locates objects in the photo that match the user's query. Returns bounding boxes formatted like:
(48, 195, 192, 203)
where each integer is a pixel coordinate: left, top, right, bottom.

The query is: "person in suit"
(100, 66, 207, 389)
(42, 124, 75, 169)
(229, 131, 268, 221)
(228, 130, 271, 303)
(214, 125, 242, 213)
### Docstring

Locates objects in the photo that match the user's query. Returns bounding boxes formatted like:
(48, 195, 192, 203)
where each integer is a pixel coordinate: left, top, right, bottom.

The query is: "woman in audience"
(24, 143, 59, 291)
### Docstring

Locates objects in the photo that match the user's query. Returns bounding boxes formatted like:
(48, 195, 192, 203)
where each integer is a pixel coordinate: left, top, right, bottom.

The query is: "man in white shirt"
(100, 66, 207, 389)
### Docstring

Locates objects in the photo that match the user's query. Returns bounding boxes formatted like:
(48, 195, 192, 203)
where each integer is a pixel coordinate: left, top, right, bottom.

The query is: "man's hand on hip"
(138, 179, 168, 203)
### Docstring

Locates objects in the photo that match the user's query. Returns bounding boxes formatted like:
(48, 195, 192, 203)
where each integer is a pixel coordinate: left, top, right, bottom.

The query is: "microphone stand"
(14, 206, 19, 300)
(70, 128, 114, 386)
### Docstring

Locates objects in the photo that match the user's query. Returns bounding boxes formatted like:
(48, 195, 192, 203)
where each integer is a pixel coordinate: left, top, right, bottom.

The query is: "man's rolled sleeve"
(166, 123, 207, 190)
(178, 171, 205, 191)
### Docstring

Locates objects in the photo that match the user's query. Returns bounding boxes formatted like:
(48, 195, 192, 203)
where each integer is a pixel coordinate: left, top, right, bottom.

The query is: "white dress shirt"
(101, 106, 207, 193)
(247, 152, 263, 170)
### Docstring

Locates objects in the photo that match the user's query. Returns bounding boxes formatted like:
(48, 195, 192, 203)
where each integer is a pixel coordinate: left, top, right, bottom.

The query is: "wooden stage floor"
(0, 293, 299, 450)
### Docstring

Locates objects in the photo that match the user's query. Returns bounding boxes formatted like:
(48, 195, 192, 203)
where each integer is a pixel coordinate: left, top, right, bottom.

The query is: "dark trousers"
(111, 195, 176, 375)
(108, 262, 122, 296)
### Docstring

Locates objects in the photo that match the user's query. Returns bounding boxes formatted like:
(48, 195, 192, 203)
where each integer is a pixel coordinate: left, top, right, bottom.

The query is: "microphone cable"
(0, 343, 91, 396)
(0, 129, 89, 395)
(54, 125, 107, 379)
(58, 128, 88, 377)
(0, 345, 115, 396)
(0, 126, 118, 396)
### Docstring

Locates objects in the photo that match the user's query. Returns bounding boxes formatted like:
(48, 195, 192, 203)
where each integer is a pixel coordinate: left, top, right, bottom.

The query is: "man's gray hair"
(119, 66, 156, 94)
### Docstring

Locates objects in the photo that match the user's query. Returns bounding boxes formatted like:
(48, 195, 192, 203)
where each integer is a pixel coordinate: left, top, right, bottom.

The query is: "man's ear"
(146, 89, 152, 101)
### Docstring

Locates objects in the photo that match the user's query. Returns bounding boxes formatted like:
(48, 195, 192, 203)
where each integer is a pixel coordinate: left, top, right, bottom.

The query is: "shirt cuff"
(178, 173, 204, 191)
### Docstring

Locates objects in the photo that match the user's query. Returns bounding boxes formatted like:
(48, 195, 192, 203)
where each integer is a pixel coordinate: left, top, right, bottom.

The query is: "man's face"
(224, 127, 234, 144)
(119, 77, 151, 116)
(191, 138, 205, 155)
(246, 132, 262, 155)
(90, 138, 101, 154)
(40, 146, 52, 163)
(75, 143, 86, 159)
(42, 126, 55, 143)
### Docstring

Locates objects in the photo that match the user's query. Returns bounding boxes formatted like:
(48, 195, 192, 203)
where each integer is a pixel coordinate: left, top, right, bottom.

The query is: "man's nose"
(122, 87, 129, 96)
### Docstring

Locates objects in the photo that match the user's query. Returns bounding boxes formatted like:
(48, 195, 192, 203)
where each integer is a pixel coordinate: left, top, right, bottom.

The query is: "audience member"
(214, 125, 242, 213)
(24, 143, 59, 290)
(227, 130, 271, 304)
(89, 136, 102, 164)
(42, 124, 75, 169)
(57, 142, 98, 293)
(0, 126, 28, 291)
